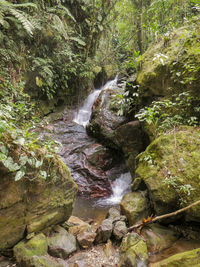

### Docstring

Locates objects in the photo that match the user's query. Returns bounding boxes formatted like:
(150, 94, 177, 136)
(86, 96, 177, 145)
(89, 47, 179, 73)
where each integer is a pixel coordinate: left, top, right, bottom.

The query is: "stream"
(37, 78, 200, 266)
(39, 77, 131, 221)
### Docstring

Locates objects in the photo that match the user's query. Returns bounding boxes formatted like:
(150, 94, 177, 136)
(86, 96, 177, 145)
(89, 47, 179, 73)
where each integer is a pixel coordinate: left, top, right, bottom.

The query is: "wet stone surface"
(37, 112, 127, 198)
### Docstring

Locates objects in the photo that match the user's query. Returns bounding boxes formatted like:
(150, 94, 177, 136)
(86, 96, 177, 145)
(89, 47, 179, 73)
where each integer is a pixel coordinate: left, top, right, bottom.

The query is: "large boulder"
(151, 248, 200, 267)
(137, 23, 200, 99)
(136, 126, 200, 222)
(87, 88, 128, 150)
(0, 143, 77, 251)
(120, 191, 151, 225)
(120, 233, 148, 267)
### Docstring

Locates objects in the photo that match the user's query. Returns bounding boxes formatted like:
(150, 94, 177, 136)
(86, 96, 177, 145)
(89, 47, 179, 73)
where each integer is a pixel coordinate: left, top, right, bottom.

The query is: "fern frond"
(12, 3, 37, 9)
(70, 36, 86, 46)
(52, 14, 68, 40)
(57, 5, 76, 22)
(9, 9, 34, 35)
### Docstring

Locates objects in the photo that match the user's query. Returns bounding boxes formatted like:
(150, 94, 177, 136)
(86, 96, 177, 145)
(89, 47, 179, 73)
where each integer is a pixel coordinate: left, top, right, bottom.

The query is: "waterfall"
(95, 172, 132, 206)
(73, 75, 118, 127)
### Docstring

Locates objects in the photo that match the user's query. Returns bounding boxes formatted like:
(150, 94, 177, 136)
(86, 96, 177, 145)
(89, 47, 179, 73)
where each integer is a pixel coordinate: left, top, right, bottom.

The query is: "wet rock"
(141, 223, 179, 253)
(47, 226, 77, 259)
(136, 126, 200, 222)
(120, 233, 148, 267)
(77, 230, 96, 248)
(151, 248, 200, 267)
(120, 191, 151, 225)
(87, 88, 128, 150)
(113, 221, 127, 240)
(96, 219, 113, 243)
(14, 233, 48, 263)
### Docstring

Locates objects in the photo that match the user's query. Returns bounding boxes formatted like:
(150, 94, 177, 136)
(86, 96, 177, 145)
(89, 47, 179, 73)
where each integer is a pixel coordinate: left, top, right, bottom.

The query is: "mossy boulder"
(136, 126, 200, 222)
(120, 191, 151, 225)
(0, 141, 77, 251)
(14, 234, 48, 262)
(137, 21, 200, 99)
(151, 248, 200, 267)
(120, 233, 148, 267)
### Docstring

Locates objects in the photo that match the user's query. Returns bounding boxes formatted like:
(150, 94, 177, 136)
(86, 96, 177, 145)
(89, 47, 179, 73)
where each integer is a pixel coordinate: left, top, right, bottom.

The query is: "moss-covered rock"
(14, 234, 48, 262)
(0, 143, 77, 251)
(136, 126, 200, 222)
(151, 248, 200, 267)
(120, 191, 150, 225)
(120, 233, 148, 267)
(137, 21, 200, 99)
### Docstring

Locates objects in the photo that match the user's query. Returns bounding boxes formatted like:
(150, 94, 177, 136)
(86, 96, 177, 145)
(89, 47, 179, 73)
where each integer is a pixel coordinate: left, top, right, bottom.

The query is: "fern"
(9, 9, 34, 35)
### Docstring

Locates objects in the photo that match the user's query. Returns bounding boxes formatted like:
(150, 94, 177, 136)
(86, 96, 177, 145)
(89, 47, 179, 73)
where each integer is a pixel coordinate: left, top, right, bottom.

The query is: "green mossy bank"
(0, 137, 77, 251)
(137, 17, 200, 99)
(135, 126, 200, 222)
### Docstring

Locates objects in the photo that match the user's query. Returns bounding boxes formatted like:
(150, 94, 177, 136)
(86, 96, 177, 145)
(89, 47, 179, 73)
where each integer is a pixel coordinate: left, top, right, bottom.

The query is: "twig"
(128, 199, 200, 232)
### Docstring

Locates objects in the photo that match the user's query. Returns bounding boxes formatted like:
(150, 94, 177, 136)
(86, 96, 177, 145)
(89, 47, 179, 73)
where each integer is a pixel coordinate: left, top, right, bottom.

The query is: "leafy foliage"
(135, 91, 200, 134)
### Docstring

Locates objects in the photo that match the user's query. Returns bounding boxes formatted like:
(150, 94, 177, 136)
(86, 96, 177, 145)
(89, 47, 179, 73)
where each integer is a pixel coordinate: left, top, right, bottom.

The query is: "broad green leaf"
(39, 170, 47, 180)
(1, 145, 8, 155)
(35, 160, 43, 168)
(15, 169, 25, 181)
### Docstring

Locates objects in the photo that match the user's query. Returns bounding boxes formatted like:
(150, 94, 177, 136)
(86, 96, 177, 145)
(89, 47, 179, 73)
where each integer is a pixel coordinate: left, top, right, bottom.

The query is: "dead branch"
(128, 199, 200, 232)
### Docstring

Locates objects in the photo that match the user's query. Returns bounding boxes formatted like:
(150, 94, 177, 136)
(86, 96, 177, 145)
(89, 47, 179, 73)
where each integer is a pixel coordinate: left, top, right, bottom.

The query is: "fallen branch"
(128, 199, 200, 232)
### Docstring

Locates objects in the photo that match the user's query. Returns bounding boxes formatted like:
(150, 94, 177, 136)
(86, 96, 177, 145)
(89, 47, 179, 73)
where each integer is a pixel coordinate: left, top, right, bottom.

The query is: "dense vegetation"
(0, 0, 199, 181)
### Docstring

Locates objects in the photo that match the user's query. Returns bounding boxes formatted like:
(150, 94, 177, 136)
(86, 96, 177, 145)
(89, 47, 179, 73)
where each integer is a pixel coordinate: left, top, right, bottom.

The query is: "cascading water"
(96, 172, 132, 206)
(73, 75, 118, 127)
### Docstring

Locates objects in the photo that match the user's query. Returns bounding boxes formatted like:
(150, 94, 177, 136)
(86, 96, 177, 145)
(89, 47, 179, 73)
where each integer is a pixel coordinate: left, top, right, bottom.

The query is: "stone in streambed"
(47, 226, 77, 259)
(96, 219, 113, 243)
(113, 221, 127, 240)
(77, 230, 96, 248)
(120, 233, 148, 267)
(120, 191, 151, 225)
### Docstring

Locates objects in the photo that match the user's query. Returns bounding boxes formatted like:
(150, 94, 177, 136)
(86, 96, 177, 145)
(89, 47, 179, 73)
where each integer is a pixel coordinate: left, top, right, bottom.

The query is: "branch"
(128, 199, 200, 232)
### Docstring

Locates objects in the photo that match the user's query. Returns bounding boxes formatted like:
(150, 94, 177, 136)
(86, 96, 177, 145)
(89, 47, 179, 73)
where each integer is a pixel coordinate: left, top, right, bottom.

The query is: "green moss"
(136, 126, 200, 221)
(14, 234, 48, 261)
(153, 248, 200, 267)
(137, 23, 200, 98)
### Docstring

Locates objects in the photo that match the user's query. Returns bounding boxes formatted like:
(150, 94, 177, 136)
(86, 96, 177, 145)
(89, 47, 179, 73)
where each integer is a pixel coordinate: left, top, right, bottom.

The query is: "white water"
(73, 76, 118, 127)
(96, 172, 132, 206)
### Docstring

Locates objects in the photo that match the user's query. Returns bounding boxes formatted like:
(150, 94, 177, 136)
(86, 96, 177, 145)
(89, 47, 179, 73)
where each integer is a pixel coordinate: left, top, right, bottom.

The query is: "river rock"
(141, 223, 179, 253)
(113, 221, 127, 240)
(136, 126, 200, 222)
(151, 248, 200, 267)
(120, 191, 151, 225)
(87, 88, 128, 150)
(107, 207, 121, 221)
(47, 226, 77, 259)
(67, 216, 91, 236)
(120, 233, 148, 267)
(0, 142, 77, 251)
(77, 230, 96, 248)
(13, 233, 64, 267)
(96, 219, 113, 243)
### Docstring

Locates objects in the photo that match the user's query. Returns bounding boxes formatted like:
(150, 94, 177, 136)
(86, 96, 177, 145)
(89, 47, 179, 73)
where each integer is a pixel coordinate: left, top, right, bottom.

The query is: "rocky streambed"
(1, 77, 200, 267)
